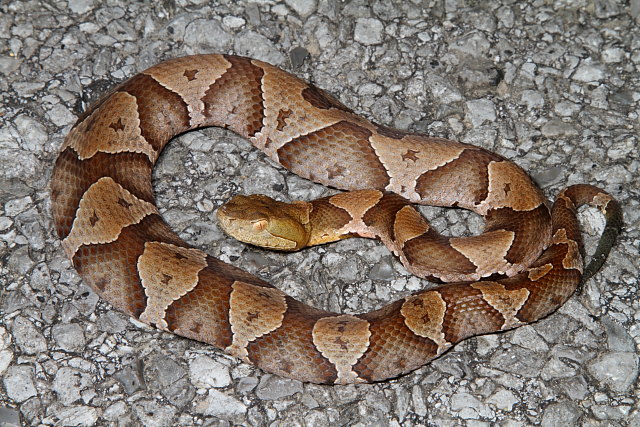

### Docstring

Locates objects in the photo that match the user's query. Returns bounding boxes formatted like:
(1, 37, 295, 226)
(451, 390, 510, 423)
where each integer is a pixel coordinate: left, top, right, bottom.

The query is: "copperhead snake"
(51, 54, 622, 384)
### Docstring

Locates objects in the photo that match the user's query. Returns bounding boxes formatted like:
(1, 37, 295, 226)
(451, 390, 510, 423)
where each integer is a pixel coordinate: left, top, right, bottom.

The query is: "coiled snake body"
(51, 54, 622, 384)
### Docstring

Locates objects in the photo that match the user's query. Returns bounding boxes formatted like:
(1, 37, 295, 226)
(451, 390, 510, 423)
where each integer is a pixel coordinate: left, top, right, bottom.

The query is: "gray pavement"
(1, 0, 639, 425)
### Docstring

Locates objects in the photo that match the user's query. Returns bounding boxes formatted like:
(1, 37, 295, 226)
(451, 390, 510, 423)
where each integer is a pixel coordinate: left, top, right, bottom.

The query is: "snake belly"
(50, 54, 622, 384)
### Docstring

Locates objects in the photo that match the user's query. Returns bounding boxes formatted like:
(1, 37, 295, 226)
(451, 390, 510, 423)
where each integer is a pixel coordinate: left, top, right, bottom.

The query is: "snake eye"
(252, 219, 268, 232)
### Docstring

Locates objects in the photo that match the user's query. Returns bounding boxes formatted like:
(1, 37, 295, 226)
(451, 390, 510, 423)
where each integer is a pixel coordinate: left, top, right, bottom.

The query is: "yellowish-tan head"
(217, 194, 312, 251)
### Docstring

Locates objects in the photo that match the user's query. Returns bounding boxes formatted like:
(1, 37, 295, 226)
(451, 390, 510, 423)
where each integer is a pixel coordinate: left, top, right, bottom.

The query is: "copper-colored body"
(51, 54, 621, 384)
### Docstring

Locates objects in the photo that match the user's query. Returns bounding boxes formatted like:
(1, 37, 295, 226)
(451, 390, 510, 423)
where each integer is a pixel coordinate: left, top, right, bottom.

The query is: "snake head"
(217, 194, 312, 251)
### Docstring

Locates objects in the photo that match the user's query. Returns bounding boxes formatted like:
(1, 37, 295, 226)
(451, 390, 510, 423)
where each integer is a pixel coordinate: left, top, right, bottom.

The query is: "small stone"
(0, 350, 12, 376)
(601, 47, 625, 63)
(358, 83, 383, 96)
(133, 400, 176, 426)
(449, 32, 491, 58)
(301, 392, 320, 409)
(48, 406, 99, 426)
(0, 407, 21, 427)
(450, 391, 494, 419)
(370, 257, 395, 281)
(11, 316, 47, 355)
(322, 253, 359, 282)
(541, 401, 580, 427)
(520, 90, 544, 109)
(222, 16, 246, 29)
(245, 2, 261, 25)
(272, 3, 289, 16)
(394, 386, 410, 421)
(144, 354, 187, 391)
(7, 246, 35, 275)
(632, 0, 640, 20)
(72, 284, 99, 316)
(11, 82, 45, 97)
(0, 150, 38, 180)
(52, 367, 94, 405)
(412, 385, 427, 416)
(609, 89, 635, 107)
(456, 60, 501, 96)
(559, 375, 589, 400)
(372, 1, 404, 20)
(496, 6, 515, 28)
(594, 391, 608, 403)
(465, 99, 496, 127)
(541, 357, 575, 380)
(629, 411, 640, 427)
(607, 136, 636, 161)
(511, 326, 548, 351)
(314, 21, 334, 49)
(284, 0, 317, 18)
(475, 334, 499, 356)
(78, 22, 99, 33)
(487, 389, 519, 411)
(304, 410, 329, 425)
(234, 31, 286, 64)
(195, 389, 247, 418)
(5, 196, 32, 217)
(3, 365, 37, 402)
(601, 316, 635, 352)
(18, 398, 42, 426)
(354, 18, 384, 45)
(532, 166, 564, 187)
(184, 19, 232, 51)
(67, 0, 95, 14)
(424, 74, 463, 104)
(289, 46, 309, 68)
(163, 377, 195, 408)
(1, 326, 12, 352)
(554, 101, 580, 117)
(587, 352, 638, 392)
(490, 347, 545, 377)
(108, 21, 136, 42)
(540, 119, 578, 137)
(0, 56, 20, 76)
(97, 311, 128, 334)
(47, 104, 77, 127)
(103, 401, 129, 423)
(52, 323, 86, 352)
(11, 23, 33, 38)
(365, 391, 391, 413)
(467, 9, 497, 32)
(60, 304, 80, 324)
(237, 376, 258, 394)
(594, 0, 620, 18)
(255, 374, 303, 400)
(572, 60, 605, 82)
(114, 364, 144, 394)
(15, 208, 45, 250)
(591, 404, 631, 420)
(189, 355, 231, 388)
(163, 15, 192, 41)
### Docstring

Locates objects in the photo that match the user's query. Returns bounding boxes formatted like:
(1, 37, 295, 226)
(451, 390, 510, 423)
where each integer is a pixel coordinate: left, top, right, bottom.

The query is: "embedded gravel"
(1, 1, 639, 426)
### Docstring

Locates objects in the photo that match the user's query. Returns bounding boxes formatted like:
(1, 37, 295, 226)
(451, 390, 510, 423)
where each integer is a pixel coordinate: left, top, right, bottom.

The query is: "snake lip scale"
(50, 54, 622, 384)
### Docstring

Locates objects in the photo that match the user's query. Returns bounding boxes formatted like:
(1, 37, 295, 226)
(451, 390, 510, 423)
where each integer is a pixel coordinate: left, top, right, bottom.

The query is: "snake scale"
(51, 54, 622, 384)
